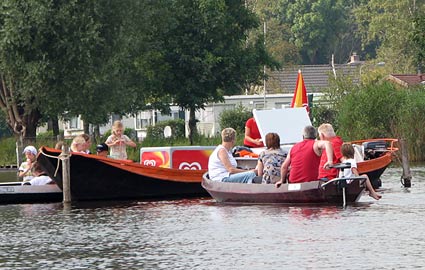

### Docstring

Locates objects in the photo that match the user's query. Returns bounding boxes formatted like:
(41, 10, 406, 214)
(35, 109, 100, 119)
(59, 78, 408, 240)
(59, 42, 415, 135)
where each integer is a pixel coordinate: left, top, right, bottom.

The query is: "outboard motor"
(362, 140, 387, 160)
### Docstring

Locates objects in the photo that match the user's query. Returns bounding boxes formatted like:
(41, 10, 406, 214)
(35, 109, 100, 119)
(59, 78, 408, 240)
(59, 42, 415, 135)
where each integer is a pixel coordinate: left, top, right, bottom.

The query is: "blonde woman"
(105, 120, 136, 160)
(70, 135, 88, 153)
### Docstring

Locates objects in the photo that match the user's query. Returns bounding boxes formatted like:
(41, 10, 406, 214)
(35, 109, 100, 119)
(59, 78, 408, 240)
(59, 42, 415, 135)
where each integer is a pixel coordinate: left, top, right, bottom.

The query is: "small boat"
(37, 147, 208, 201)
(350, 138, 398, 188)
(202, 164, 367, 206)
(241, 108, 399, 189)
(235, 138, 399, 189)
(0, 182, 62, 204)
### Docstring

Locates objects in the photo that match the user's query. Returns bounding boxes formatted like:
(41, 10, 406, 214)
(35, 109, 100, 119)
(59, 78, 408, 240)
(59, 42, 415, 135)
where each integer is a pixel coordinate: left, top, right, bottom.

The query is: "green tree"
(0, 0, 129, 144)
(278, 0, 351, 64)
(246, 0, 301, 65)
(156, 0, 279, 144)
(353, 0, 425, 72)
(412, 14, 425, 71)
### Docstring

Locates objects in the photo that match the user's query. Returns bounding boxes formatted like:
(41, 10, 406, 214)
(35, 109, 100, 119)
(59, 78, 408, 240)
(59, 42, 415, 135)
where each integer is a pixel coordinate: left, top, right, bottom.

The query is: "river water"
(0, 165, 424, 270)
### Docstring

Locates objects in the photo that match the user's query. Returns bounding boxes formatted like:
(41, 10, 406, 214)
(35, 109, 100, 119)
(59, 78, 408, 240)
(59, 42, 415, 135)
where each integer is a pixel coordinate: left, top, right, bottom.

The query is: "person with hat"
(18, 145, 38, 182)
(96, 143, 109, 157)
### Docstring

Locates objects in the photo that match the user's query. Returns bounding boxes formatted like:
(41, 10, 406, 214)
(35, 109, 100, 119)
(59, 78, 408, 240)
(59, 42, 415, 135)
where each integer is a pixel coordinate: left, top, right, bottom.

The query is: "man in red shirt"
(243, 117, 264, 148)
(317, 123, 344, 180)
(275, 126, 333, 185)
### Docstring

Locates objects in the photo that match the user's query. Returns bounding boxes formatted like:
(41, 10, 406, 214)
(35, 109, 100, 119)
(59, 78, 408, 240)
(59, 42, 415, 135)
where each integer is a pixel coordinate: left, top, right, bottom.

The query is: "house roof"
(386, 74, 425, 87)
(268, 64, 359, 93)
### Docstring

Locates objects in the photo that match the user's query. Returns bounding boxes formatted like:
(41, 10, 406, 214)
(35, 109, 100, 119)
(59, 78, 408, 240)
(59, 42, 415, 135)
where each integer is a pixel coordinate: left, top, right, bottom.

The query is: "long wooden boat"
(37, 147, 208, 201)
(202, 172, 367, 206)
(0, 182, 62, 204)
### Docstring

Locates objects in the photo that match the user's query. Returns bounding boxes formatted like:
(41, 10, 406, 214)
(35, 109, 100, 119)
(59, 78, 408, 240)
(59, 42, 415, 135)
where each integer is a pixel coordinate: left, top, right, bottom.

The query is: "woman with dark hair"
(256, 133, 286, 184)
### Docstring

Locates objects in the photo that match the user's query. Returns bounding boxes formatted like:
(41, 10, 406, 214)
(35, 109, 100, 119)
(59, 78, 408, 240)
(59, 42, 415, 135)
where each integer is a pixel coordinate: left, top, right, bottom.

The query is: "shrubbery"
(219, 104, 251, 134)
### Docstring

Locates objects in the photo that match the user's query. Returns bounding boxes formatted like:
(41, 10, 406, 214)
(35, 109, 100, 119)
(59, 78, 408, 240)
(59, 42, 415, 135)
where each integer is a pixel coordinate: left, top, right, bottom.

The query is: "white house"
(53, 92, 322, 140)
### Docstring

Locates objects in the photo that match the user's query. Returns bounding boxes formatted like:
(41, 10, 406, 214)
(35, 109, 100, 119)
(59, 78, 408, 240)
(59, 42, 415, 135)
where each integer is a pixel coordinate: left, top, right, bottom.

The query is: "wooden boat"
(350, 138, 398, 188)
(202, 164, 367, 206)
(235, 138, 399, 189)
(37, 147, 208, 201)
(0, 182, 62, 204)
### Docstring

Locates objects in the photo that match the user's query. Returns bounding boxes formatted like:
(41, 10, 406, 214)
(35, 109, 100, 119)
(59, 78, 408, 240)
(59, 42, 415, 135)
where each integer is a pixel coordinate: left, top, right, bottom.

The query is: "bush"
(219, 104, 252, 134)
(311, 106, 338, 130)
(146, 119, 185, 139)
(0, 137, 17, 165)
(337, 82, 405, 140)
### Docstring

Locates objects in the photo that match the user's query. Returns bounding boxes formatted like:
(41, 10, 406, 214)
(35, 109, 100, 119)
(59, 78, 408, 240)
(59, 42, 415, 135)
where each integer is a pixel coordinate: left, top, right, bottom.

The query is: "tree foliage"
(219, 104, 252, 134)
(412, 13, 425, 71)
(153, 0, 279, 144)
(0, 0, 131, 143)
(336, 82, 406, 140)
(353, 0, 425, 72)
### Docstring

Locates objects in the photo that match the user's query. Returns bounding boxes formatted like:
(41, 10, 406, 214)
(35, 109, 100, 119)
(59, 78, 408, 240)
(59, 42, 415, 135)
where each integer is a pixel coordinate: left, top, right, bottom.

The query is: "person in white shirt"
(208, 127, 257, 183)
(22, 162, 53, 186)
(18, 145, 38, 182)
(340, 143, 381, 200)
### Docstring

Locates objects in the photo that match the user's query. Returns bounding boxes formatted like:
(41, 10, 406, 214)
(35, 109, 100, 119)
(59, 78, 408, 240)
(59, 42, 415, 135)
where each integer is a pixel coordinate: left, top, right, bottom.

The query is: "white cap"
(22, 145, 37, 155)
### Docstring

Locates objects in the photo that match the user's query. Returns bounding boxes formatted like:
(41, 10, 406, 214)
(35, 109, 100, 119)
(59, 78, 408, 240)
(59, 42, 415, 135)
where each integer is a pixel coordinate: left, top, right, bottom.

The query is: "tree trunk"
(83, 121, 90, 135)
(188, 108, 198, 145)
(51, 116, 60, 137)
(93, 124, 100, 143)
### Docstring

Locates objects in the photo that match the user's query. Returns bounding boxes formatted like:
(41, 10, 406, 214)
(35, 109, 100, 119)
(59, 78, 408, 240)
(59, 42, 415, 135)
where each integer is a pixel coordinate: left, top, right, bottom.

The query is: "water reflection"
(0, 165, 425, 269)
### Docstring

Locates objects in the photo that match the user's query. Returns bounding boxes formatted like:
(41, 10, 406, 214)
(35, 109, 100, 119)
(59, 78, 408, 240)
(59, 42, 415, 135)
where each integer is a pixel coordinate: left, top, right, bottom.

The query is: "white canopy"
(253, 107, 312, 145)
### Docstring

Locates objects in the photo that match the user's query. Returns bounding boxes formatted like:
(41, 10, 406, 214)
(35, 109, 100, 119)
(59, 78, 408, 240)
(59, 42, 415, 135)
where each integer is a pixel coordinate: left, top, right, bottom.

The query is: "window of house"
(135, 112, 153, 129)
(68, 116, 80, 130)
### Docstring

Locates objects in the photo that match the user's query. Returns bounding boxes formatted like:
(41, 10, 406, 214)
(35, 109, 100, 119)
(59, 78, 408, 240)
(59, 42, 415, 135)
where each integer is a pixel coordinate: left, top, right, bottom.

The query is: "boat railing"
(350, 138, 399, 152)
(0, 181, 24, 186)
(320, 176, 367, 187)
(321, 163, 367, 207)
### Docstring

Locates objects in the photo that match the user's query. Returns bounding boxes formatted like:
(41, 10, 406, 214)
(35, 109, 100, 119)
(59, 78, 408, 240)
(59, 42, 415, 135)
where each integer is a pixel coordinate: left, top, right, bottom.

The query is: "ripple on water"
(1, 166, 425, 269)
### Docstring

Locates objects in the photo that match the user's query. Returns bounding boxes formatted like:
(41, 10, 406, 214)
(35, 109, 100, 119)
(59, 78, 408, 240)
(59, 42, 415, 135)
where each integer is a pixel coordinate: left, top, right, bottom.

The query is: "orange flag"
(291, 70, 309, 112)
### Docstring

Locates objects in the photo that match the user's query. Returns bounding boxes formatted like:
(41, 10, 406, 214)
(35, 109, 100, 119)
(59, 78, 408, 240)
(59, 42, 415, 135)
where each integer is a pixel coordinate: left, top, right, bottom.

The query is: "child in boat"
(105, 120, 136, 160)
(70, 135, 89, 153)
(340, 143, 382, 200)
(22, 162, 53, 186)
(18, 145, 37, 182)
(96, 143, 109, 157)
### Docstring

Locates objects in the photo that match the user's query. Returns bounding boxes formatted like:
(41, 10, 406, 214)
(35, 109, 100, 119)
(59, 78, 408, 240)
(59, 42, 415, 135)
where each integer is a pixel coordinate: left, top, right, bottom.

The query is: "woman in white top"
(208, 127, 256, 183)
(340, 143, 381, 200)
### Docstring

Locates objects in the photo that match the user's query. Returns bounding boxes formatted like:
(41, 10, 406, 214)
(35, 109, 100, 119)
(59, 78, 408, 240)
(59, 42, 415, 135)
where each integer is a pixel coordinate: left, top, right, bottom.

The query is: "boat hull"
(37, 147, 208, 201)
(0, 184, 62, 204)
(202, 175, 365, 205)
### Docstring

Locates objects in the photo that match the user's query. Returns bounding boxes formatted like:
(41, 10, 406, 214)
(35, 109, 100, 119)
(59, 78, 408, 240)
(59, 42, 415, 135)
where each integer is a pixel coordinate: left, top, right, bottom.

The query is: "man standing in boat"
(317, 123, 344, 180)
(275, 126, 333, 185)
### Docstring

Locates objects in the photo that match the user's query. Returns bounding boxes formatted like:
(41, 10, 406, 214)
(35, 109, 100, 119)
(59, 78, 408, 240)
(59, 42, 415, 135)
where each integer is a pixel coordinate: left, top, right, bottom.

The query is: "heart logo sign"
(179, 162, 202, 170)
(143, 160, 156, 166)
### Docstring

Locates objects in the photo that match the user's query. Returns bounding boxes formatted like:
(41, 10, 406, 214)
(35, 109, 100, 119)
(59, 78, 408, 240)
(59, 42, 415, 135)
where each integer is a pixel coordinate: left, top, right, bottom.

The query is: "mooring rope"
(39, 148, 72, 178)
